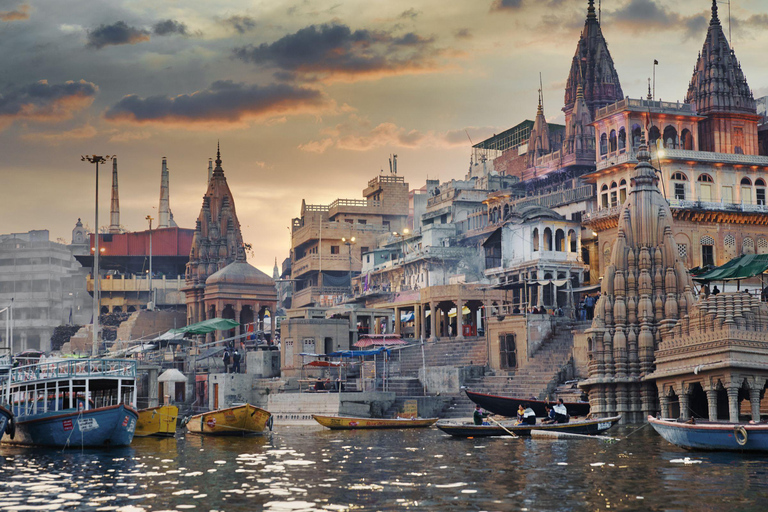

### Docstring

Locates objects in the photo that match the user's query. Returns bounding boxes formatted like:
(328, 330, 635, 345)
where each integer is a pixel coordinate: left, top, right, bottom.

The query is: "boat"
(312, 414, 439, 430)
(135, 404, 179, 437)
(436, 415, 621, 438)
(648, 415, 768, 452)
(1, 358, 138, 448)
(465, 389, 590, 418)
(184, 404, 272, 436)
(0, 405, 13, 440)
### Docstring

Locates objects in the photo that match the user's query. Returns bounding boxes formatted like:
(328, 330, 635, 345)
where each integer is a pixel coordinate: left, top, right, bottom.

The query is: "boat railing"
(9, 358, 137, 385)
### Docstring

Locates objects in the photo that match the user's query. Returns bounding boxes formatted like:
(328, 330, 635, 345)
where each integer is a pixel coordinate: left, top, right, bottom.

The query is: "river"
(1, 424, 767, 511)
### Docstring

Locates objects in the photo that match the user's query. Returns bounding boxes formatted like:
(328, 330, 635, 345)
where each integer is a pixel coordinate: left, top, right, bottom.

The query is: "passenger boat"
(0, 405, 13, 440)
(312, 414, 439, 430)
(1, 358, 138, 448)
(648, 416, 768, 452)
(185, 404, 272, 436)
(135, 404, 178, 437)
(465, 389, 590, 418)
(436, 415, 621, 438)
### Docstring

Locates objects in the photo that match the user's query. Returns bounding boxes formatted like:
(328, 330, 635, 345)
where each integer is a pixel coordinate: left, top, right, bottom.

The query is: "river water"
(1, 424, 767, 511)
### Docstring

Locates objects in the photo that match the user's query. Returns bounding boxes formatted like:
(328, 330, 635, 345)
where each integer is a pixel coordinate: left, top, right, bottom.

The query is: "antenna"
(465, 130, 473, 146)
(539, 72, 544, 111)
(728, 0, 732, 48)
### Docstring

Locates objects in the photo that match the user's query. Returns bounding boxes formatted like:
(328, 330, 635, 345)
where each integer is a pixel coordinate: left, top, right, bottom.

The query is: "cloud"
(23, 124, 98, 143)
(233, 23, 447, 82)
(491, 0, 524, 12)
(399, 8, 421, 20)
(607, 0, 707, 39)
(153, 19, 188, 36)
(222, 15, 256, 34)
(454, 28, 472, 40)
(0, 79, 98, 129)
(87, 21, 150, 49)
(0, 3, 29, 21)
(104, 80, 333, 129)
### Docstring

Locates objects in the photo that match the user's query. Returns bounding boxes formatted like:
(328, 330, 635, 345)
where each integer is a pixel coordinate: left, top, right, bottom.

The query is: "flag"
(654, 59, 659, 65)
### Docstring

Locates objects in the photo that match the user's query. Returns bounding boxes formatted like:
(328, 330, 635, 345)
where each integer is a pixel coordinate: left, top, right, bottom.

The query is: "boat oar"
(486, 415, 519, 438)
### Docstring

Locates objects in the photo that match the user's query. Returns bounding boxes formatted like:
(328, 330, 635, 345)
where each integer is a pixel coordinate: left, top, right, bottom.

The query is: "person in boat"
(473, 405, 489, 425)
(541, 405, 557, 424)
(553, 399, 569, 423)
(516, 403, 536, 425)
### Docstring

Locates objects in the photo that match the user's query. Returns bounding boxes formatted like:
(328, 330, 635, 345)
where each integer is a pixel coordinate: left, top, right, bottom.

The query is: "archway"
(555, 229, 565, 252)
(543, 227, 553, 251)
(663, 126, 678, 149)
(688, 383, 708, 418)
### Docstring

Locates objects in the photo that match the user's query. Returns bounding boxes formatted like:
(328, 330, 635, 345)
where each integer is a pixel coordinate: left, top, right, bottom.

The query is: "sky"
(2, 0, 768, 274)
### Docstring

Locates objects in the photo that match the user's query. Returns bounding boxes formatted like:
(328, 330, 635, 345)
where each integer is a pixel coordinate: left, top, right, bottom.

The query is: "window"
(722, 186, 733, 203)
(698, 174, 713, 182)
(360, 246, 369, 254)
(674, 183, 686, 200)
(532, 228, 539, 252)
(383, 221, 390, 231)
(331, 246, 340, 254)
(758, 187, 766, 206)
(358, 219, 367, 225)
(345, 219, 353, 224)
(702, 245, 714, 267)
(611, 190, 618, 207)
(671, 172, 688, 181)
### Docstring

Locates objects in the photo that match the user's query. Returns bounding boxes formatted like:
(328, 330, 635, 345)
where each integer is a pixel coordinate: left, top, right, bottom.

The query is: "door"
(722, 186, 733, 203)
(499, 334, 517, 369)
(213, 383, 219, 410)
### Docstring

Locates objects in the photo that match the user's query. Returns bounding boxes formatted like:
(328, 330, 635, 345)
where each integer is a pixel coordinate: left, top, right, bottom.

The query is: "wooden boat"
(0, 405, 13, 440)
(436, 415, 621, 438)
(185, 404, 271, 436)
(313, 415, 439, 430)
(465, 389, 590, 418)
(648, 415, 768, 452)
(1, 358, 138, 448)
(135, 405, 178, 437)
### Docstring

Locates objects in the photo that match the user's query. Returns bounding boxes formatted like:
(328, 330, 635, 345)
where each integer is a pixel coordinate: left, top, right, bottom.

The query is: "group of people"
(473, 398, 571, 427)
(221, 348, 242, 374)
(542, 399, 570, 424)
(578, 292, 600, 321)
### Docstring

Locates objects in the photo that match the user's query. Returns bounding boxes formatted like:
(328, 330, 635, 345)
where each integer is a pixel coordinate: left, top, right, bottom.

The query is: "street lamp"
(82, 154, 112, 356)
(146, 215, 154, 311)
(341, 236, 356, 292)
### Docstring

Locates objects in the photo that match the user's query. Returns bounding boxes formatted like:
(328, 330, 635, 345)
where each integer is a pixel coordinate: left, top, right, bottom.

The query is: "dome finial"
(215, 140, 222, 167)
(710, 0, 720, 25)
(587, 0, 597, 20)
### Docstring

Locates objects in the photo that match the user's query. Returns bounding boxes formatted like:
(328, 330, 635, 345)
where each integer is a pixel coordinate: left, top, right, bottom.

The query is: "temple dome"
(205, 260, 274, 287)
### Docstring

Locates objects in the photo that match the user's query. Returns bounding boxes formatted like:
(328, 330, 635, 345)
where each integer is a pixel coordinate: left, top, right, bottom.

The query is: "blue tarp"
(328, 348, 389, 358)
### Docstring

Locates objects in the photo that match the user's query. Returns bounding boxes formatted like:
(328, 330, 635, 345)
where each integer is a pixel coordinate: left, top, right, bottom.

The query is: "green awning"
(170, 318, 240, 334)
(692, 254, 768, 282)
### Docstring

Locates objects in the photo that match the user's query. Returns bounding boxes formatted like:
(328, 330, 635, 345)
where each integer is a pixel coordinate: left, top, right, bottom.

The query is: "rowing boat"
(185, 404, 271, 436)
(436, 415, 621, 437)
(313, 415, 438, 430)
(135, 405, 178, 437)
(465, 389, 590, 418)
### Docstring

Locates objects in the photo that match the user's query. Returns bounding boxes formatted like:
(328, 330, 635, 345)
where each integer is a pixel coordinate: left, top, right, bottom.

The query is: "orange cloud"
(0, 4, 30, 21)
(0, 79, 98, 130)
(23, 124, 98, 143)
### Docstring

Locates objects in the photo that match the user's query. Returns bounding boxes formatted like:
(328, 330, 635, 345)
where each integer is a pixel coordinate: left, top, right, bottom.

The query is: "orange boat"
(185, 404, 272, 436)
(135, 405, 178, 437)
(312, 415, 438, 430)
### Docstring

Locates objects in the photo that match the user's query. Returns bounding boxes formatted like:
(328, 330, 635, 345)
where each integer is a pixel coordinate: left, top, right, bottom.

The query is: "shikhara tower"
(581, 142, 696, 423)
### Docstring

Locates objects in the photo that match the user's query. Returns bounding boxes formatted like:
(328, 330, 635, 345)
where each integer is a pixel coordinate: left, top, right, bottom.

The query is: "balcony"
(292, 286, 351, 308)
(668, 199, 768, 214)
(292, 253, 355, 277)
(584, 205, 622, 222)
(513, 184, 595, 210)
(595, 98, 694, 121)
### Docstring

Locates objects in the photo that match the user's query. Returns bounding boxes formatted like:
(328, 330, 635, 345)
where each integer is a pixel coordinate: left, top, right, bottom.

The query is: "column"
(415, 305, 423, 340)
(727, 386, 740, 423)
(658, 395, 670, 419)
(350, 311, 358, 348)
(456, 299, 465, 339)
(429, 302, 437, 340)
(537, 280, 544, 308)
(371, 314, 377, 335)
(270, 307, 277, 344)
(394, 307, 401, 336)
(706, 389, 718, 421)
(750, 387, 762, 423)
(235, 306, 242, 340)
(679, 392, 690, 421)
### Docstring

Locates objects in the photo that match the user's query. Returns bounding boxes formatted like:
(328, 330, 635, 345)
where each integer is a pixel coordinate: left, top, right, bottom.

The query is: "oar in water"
(486, 416, 519, 438)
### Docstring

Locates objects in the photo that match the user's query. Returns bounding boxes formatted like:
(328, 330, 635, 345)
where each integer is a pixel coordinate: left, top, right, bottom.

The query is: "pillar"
(394, 307, 401, 335)
(658, 395, 670, 419)
(706, 389, 718, 421)
(537, 281, 544, 308)
(270, 308, 277, 344)
(679, 392, 690, 421)
(235, 307, 242, 340)
(750, 387, 762, 423)
(456, 300, 464, 339)
(727, 386, 740, 423)
(429, 302, 437, 340)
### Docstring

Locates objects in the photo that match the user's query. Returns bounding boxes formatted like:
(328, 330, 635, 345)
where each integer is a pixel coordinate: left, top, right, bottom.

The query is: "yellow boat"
(312, 415, 439, 430)
(185, 404, 272, 436)
(135, 405, 179, 437)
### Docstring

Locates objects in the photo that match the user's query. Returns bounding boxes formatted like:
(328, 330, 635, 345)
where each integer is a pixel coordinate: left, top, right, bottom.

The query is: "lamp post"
(341, 236, 356, 292)
(82, 154, 112, 356)
(146, 215, 154, 310)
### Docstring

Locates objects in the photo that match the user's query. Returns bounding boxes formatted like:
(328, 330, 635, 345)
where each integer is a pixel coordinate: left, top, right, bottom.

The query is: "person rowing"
(553, 398, 569, 423)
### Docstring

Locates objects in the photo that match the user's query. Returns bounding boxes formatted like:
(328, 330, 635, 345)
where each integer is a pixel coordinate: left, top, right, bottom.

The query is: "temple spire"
(710, 0, 720, 26)
(109, 157, 120, 234)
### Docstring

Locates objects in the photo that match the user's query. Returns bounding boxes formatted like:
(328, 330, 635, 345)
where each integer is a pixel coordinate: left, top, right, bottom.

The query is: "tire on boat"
(734, 425, 748, 446)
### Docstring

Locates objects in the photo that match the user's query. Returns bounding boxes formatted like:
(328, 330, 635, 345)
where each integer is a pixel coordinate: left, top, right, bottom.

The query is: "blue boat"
(648, 415, 768, 452)
(0, 404, 12, 440)
(2, 358, 138, 448)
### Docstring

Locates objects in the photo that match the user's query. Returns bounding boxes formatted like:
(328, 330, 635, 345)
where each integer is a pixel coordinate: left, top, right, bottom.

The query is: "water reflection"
(1, 425, 767, 511)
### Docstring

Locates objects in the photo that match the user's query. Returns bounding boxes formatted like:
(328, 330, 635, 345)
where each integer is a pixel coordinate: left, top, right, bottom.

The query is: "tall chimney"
(158, 157, 170, 228)
(109, 157, 120, 234)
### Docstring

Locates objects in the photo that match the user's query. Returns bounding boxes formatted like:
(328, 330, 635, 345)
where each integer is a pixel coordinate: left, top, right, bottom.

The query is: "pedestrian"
(222, 348, 231, 374)
(232, 350, 241, 374)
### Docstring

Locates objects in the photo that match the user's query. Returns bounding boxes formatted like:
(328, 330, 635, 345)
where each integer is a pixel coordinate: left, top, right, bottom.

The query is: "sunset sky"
(2, 0, 767, 274)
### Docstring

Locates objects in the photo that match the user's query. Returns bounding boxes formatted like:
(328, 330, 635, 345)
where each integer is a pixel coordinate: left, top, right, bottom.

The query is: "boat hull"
(186, 404, 271, 436)
(2, 404, 138, 448)
(436, 415, 621, 438)
(465, 390, 590, 418)
(313, 415, 439, 430)
(135, 405, 178, 437)
(0, 405, 11, 439)
(648, 416, 768, 452)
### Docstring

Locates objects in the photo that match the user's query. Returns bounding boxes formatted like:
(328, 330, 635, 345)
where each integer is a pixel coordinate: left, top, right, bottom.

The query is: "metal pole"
(94, 161, 100, 356)
(146, 216, 154, 310)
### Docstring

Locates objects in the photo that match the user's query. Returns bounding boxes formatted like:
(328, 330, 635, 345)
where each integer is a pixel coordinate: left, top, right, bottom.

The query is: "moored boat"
(312, 415, 439, 430)
(465, 389, 590, 418)
(436, 415, 621, 438)
(648, 415, 768, 452)
(185, 404, 271, 436)
(0, 405, 13, 440)
(135, 404, 179, 437)
(1, 358, 138, 448)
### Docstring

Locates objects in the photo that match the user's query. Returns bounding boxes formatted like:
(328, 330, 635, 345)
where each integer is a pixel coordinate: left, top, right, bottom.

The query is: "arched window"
(601, 184, 609, 208)
(618, 127, 626, 150)
(756, 179, 766, 205)
(671, 172, 687, 201)
(503, 204, 510, 219)
(619, 178, 627, 204)
(681, 128, 693, 150)
(600, 133, 608, 156)
(555, 229, 565, 252)
(701, 235, 715, 267)
(663, 126, 678, 149)
(544, 227, 553, 251)
(609, 129, 617, 153)
(532, 228, 539, 252)
(671, 172, 688, 181)
(631, 124, 642, 148)
(743, 237, 755, 255)
(610, 181, 618, 207)
(741, 177, 753, 205)
(697, 174, 713, 182)
(741, 177, 752, 185)
(648, 126, 661, 146)
(698, 173, 714, 202)
(568, 229, 578, 252)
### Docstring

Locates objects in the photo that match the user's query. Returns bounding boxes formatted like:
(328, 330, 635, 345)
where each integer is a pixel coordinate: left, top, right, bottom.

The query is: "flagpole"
(652, 60, 658, 101)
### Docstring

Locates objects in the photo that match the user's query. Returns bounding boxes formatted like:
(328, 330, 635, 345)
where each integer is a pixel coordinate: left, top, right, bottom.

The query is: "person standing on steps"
(222, 348, 231, 374)
(232, 350, 241, 374)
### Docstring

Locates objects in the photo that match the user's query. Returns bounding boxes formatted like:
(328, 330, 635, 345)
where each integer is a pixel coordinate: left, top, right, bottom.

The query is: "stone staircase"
(396, 336, 488, 378)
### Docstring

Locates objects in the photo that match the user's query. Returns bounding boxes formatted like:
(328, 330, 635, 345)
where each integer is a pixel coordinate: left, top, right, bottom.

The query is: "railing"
(303, 203, 329, 212)
(584, 205, 622, 221)
(596, 150, 637, 170)
(668, 199, 768, 213)
(596, 98, 694, 119)
(368, 175, 405, 188)
(513, 184, 595, 210)
(10, 358, 137, 384)
(660, 148, 768, 166)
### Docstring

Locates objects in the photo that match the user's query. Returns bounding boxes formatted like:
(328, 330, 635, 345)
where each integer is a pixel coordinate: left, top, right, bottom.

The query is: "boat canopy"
(304, 360, 344, 367)
(328, 348, 389, 358)
(170, 317, 240, 335)
(354, 335, 406, 348)
(692, 254, 768, 282)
